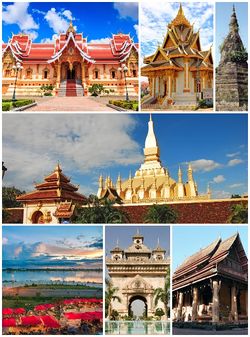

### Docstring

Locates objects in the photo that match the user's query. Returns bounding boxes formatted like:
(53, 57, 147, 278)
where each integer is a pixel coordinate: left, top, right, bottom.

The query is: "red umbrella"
(65, 311, 102, 321)
(2, 308, 14, 316)
(3, 318, 16, 327)
(21, 316, 42, 326)
(13, 308, 26, 315)
(40, 315, 60, 328)
(35, 304, 54, 311)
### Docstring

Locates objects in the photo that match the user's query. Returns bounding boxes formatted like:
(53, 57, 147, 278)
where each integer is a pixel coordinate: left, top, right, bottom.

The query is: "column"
(177, 292, 184, 321)
(231, 285, 238, 321)
(191, 287, 198, 321)
(56, 62, 61, 89)
(212, 280, 220, 323)
(81, 63, 85, 84)
(245, 289, 248, 316)
(183, 59, 190, 92)
(36, 64, 39, 79)
(168, 75, 171, 97)
(103, 64, 106, 79)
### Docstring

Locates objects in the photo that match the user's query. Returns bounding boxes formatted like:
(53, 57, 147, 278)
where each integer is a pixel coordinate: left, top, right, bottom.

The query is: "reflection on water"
(105, 321, 170, 335)
(3, 270, 102, 287)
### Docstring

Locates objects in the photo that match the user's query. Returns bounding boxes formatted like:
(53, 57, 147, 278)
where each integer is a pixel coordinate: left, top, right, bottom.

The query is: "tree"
(2, 186, 25, 208)
(231, 194, 241, 199)
(154, 268, 170, 318)
(72, 195, 129, 224)
(105, 278, 121, 319)
(88, 84, 104, 96)
(227, 203, 248, 224)
(144, 204, 178, 223)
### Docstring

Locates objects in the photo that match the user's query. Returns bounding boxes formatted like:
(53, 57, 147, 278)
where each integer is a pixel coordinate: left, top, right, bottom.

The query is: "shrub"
(227, 203, 248, 224)
(230, 49, 248, 63)
(2, 102, 12, 111)
(12, 99, 34, 108)
(88, 84, 104, 96)
(109, 99, 138, 111)
(144, 204, 178, 223)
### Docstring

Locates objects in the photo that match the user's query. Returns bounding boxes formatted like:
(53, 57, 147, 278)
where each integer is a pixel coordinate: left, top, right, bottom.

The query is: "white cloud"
(141, 1, 213, 58)
(40, 34, 58, 43)
(114, 2, 138, 21)
(44, 8, 77, 34)
(226, 152, 240, 157)
(190, 159, 221, 172)
(228, 158, 244, 166)
(229, 183, 244, 188)
(213, 175, 225, 183)
(2, 114, 142, 191)
(89, 37, 110, 44)
(3, 2, 39, 39)
(212, 190, 231, 199)
(62, 10, 74, 21)
(133, 24, 139, 38)
(3, 237, 8, 245)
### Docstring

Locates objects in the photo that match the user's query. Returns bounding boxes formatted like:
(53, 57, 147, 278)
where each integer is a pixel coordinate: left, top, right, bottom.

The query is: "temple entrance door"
(32, 211, 44, 224)
(67, 69, 75, 80)
(128, 295, 147, 319)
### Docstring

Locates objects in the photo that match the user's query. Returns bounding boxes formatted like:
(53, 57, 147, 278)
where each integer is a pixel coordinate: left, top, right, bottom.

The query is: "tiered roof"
(173, 233, 248, 291)
(142, 4, 213, 73)
(3, 26, 138, 65)
(16, 164, 86, 204)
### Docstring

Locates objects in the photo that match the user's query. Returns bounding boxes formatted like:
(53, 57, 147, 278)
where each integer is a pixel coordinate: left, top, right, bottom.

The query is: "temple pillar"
(103, 64, 106, 79)
(81, 63, 86, 84)
(177, 291, 184, 321)
(212, 280, 220, 323)
(231, 285, 238, 321)
(56, 62, 61, 89)
(191, 287, 198, 321)
(36, 64, 39, 79)
(168, 75, 171, 97)
(245, 289, 248, 316)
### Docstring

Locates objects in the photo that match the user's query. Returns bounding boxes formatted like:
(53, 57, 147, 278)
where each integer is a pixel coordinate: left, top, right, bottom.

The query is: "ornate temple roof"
(2, 26, 138, 65)
(16, 164, 86, 204)
(142, 4, 213, 74)
(173, 233, 248, 291)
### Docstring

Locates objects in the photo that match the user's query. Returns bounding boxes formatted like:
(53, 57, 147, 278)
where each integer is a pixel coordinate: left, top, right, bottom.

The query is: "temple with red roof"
(2, 22, 138, 97)
(172, 233, 248, 324)
(16, 164, 86, 223)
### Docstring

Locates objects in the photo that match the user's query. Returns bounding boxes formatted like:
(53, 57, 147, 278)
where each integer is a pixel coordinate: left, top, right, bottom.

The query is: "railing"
(105, 320, 170, 335)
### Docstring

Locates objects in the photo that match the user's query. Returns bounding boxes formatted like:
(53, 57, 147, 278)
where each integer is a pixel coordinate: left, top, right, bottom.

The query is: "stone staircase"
(58, 80, 84, 97)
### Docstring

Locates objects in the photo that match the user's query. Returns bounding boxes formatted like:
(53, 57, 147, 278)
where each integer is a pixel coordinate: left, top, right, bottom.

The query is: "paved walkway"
(27, 96, 114, 111)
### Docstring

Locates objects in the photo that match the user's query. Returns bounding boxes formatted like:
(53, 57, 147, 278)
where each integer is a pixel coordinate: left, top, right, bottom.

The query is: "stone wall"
(4, 198, 247, 224)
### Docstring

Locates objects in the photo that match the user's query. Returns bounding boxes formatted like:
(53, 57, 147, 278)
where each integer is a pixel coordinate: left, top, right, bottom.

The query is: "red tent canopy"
(2, 308, 14, 316)
(65, 311, 102, 320)
(14, 308, 26, 315)
(3, 318, 16, 327)
(40, 315, 60, 328)
(21, 316, 42, 326)
(34, 304, 54, 311)
(63, 298, 103, 305)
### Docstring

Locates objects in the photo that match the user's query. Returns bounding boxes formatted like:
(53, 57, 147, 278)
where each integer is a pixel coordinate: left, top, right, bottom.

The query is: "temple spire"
(178, 166, 183, 183)
(229, 5, 239, 33)
(170, 3, 191, 28)
(145, 114, 158, 149)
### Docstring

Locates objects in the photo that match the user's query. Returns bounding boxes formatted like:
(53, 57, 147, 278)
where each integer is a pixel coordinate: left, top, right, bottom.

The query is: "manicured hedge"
(109, 100, 138, 111)
(2, 99, 34, 111)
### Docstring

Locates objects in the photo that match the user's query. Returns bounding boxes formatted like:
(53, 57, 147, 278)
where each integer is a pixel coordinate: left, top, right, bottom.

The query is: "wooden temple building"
(2, 22, 138, 97)
(141, 4, 213, 109)
(97, 115, 211, 204)
(172, 233, 248, 324)
(16, 164, 86, 223)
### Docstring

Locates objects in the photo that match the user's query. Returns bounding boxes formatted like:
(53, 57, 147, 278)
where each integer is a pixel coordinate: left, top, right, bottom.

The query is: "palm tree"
(154, 268, 170, 318)
(144, 204, 178, 223)
(73, 195, 129, 224)
(105, 278, 121, 319)
(228, 203, 248, 223)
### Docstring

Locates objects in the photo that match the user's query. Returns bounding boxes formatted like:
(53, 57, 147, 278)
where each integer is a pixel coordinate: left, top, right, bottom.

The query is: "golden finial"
(170, 3, 191, 28)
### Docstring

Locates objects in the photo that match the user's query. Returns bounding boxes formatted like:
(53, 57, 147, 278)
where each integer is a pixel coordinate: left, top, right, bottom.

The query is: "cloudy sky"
(173, 226, 248, 270)
(3, 226, 103, 267)
(2, 2, 138, 43)
(2, 113, 248, 199)
(141, 1, 214, 60)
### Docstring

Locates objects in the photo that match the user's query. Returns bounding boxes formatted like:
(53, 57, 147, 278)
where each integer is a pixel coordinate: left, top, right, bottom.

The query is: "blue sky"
(141, 1, 213, 60)
(216, 2, 248, 67)
(173, 226, 248, 271)
(105, 226, 170, 256)
(2, 226, 103, 267)
(2, 113, 248, 200)
(2, 2, 138, 43)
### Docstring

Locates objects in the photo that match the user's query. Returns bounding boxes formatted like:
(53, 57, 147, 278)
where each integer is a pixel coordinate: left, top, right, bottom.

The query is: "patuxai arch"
(106, 230, 170, 319)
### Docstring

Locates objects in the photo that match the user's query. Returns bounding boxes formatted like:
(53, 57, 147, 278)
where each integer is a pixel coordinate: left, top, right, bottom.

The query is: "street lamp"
(118, 64, 129, 101)
(12, 61, 23, 102)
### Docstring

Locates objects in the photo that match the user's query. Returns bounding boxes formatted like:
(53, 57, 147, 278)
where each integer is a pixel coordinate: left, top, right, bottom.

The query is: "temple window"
(26, 68, 32, 79)
(5, 69, 11, 77)
(132, 69, 137, 77)
(44, 69, 48, 79)
(111, 70, 116, 79)
(94, 69, 99, 79)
